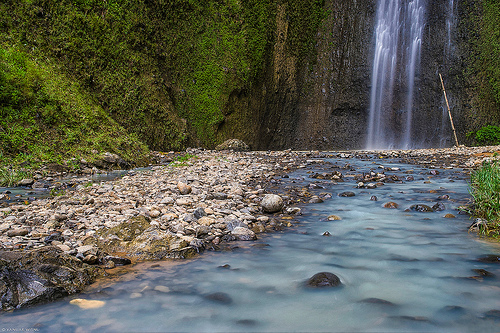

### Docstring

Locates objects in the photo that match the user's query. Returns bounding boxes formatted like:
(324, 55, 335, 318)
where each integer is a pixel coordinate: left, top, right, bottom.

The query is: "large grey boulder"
(261, 194, 284, 213)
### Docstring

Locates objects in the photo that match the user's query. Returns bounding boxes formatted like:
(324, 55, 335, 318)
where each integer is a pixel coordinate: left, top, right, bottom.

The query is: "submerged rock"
(383, 202, 399, 209)
(305, 272, 342, 288)
(204, 292, 233, 304)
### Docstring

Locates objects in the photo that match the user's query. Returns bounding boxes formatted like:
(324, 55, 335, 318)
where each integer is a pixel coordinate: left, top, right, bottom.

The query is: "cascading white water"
(366, 0, 425, 149)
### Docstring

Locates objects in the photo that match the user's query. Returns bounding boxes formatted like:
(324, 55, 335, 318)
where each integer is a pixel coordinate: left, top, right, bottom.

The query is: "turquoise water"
(2, 159, 500, 332)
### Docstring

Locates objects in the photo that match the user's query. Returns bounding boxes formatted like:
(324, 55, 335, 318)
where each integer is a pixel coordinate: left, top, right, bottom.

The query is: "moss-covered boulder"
(97, 216, 199, 260)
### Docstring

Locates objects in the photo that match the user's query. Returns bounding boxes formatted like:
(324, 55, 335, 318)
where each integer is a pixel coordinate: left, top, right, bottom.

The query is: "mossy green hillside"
(0, 0, 328, 150)
(0, 45, 149, 169)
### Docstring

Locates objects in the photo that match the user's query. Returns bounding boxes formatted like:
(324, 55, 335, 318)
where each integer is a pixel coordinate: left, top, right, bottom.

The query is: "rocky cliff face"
(1, 0, 493, 152)
(232, 0, 469, 150)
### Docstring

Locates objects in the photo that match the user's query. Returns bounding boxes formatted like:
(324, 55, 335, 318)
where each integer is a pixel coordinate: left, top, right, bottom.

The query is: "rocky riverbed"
(1, 145, 500, 311)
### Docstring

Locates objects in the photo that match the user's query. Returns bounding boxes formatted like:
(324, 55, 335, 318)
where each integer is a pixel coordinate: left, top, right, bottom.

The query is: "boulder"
(0, 247, 100, 311)
(215, 139, 249, 151)
(261, 194, 284, 213)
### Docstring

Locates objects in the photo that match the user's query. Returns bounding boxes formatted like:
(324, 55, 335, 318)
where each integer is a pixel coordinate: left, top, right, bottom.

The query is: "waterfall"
(366, 0, 425, 150)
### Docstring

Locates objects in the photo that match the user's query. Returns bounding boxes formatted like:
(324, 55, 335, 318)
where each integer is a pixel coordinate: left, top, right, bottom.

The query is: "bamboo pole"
(439, 73, 459, 147)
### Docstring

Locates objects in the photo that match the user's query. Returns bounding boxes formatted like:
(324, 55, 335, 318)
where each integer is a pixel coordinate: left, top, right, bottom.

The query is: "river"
(1, 157, 499, 332)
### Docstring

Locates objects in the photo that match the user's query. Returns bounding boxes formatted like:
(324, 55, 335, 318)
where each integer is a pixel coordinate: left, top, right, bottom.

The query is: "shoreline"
(1, 145, 500, 310)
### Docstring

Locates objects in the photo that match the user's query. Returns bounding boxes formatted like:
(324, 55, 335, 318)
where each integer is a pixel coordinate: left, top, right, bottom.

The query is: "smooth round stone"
(327, 215, 342, 221)
(338, 191, 355, 197)
(444, 213, 455, 218)
(154, 286, 170, 293)
(261, 194, 284, 213)
(305, 272, 341, 288)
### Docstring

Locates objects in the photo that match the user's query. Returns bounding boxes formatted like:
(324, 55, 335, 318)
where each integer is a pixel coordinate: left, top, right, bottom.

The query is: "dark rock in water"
(204, 292, 233, 304)
(390, 315, 430, 322)
(305, 272, 341, 288)
(236, 319, 259, 327)
(370, 196, 378, 201)
(432, 202, 445, 211)
(437, 305, 466, 315)
(484, 309, 500, 320)
(218, 264, 231, 269)
(472, 269, 495, 277)
(477, 255, 500, 263)
(338, 191, 355, 197)
(0, 247, 100, 310)
(322, 231, 331, 236)
(359, 298, 396, 306)
(409, 204, 434, 212)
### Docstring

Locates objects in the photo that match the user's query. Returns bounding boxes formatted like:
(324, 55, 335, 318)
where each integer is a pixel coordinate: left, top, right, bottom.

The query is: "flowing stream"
(2, 158, 500, 332)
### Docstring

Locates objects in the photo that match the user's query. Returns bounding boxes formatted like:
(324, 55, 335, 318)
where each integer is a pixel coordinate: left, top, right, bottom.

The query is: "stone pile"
(0, 150, 314, 264)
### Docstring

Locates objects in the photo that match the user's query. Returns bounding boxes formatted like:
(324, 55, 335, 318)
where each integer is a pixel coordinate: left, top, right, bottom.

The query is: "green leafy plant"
(474, 125, 500, 145)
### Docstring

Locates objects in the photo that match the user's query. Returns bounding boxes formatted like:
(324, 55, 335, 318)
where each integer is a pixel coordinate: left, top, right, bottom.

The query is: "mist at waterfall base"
(2, 158, 500, 332)
(366, 0, 456, 150)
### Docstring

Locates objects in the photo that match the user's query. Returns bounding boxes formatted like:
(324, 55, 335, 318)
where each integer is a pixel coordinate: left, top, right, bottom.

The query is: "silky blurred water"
(2, 159, 500, 332)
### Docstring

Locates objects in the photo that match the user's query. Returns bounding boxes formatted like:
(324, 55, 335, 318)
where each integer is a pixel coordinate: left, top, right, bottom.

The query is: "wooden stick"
(439, 73, 459, 147)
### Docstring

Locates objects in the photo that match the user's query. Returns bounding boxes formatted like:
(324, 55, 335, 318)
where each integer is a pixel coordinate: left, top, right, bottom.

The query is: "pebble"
(69, 299, 106, 309)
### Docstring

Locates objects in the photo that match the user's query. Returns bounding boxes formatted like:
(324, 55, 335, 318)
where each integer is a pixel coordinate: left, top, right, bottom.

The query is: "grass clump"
(0, 166, 31, 187)
(469, 160, 500, 236)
